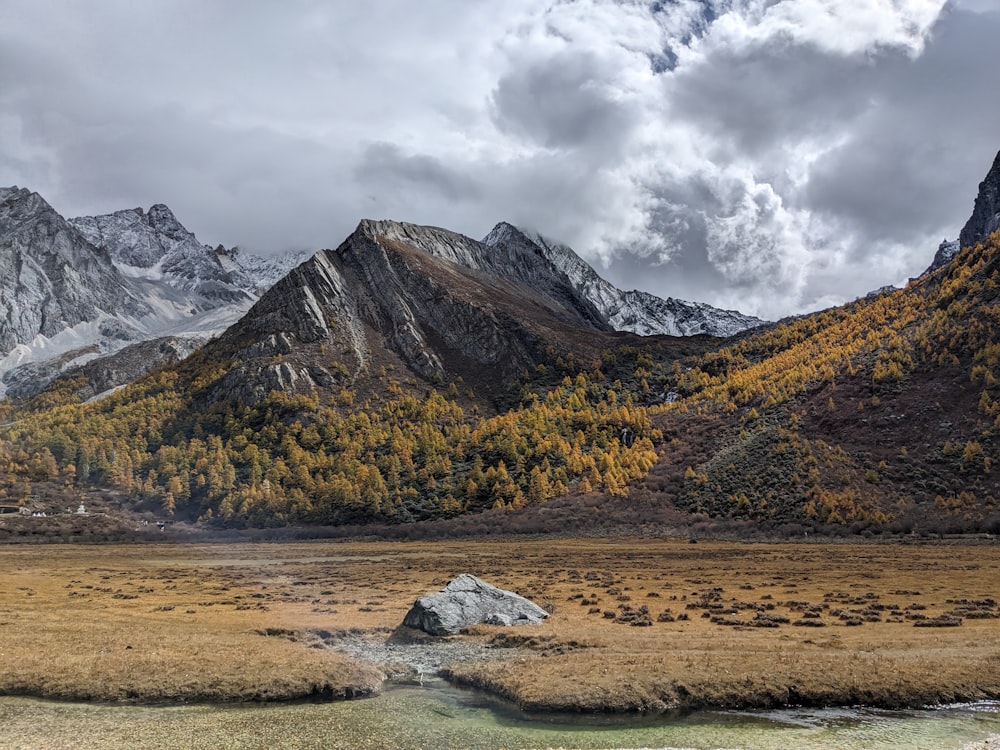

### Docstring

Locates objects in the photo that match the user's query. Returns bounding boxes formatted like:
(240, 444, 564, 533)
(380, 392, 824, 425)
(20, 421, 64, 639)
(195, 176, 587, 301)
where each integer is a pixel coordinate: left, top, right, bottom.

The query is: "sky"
(1, 0, 998, 321)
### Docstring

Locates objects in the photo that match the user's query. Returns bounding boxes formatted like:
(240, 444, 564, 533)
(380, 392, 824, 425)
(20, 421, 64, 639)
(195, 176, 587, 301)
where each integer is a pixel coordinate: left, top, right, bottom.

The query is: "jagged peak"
(483, 222, 584, 264)
(959, 148, 1000, 250)
(350, 218, 502, 274)
(145, 203, 191, 240)
(356, 217, 463, 238)
(485, 221, 610, 281)
(0, 186, 58, 214)
(355, 218, 481, 249)
(481, 220, 523, 246)
(69, 201, 205, 270)
(0, 185, 31, 203)
(483, 220, 765, 337)
(924, 239, 961, 275)
(72, 201, 195, 240)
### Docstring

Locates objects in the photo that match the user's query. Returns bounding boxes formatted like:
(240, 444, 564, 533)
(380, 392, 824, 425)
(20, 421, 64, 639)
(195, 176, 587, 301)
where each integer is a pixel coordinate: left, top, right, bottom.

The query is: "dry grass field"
(1, 539, 998, 712)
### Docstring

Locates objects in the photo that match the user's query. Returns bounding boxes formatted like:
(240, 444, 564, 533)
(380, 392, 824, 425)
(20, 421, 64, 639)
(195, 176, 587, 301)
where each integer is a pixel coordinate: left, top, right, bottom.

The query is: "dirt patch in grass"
(0, 539, 998, 711)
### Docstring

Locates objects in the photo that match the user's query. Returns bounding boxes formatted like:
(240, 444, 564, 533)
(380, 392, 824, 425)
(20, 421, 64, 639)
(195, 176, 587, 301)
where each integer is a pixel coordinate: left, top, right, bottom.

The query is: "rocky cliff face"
(70, 205, 307, 306)
(0, 188, 307, 399)
(361, 220, 610, 330)
(204, 220, 622, 404)
(959, 150, 1000, 250)
(2, 335, 203, 401)
(925, 239, 961, 274)
(0, 187, 150, 355)
(483, 222, 765, 337)
(923, 149, 1000, 275)
(70, 203, 197, 268)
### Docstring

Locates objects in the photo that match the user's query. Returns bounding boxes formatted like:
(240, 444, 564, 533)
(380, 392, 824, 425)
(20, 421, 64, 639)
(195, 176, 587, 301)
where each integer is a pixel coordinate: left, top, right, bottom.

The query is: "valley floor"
(0, 539, 998, 713)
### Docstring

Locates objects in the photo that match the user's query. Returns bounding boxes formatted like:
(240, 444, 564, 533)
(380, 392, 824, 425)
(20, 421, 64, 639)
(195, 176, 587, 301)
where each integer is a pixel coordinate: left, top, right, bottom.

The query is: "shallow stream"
(1, 683, 998, 750)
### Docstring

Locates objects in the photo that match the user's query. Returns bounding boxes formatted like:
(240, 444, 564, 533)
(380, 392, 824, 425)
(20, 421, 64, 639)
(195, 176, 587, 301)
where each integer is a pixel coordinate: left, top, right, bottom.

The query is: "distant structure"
(76, 503, 86, 515)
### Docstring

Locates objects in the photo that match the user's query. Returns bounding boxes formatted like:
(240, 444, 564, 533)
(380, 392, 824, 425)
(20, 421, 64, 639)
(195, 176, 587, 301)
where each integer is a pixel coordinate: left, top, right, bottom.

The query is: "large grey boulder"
(402, 574, 548, 635)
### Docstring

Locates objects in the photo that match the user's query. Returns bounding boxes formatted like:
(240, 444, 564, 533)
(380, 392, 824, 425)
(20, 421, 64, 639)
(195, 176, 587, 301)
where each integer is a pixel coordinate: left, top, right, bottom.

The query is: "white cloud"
(1, 0, 997, 320)
(697, 0, 946, 58)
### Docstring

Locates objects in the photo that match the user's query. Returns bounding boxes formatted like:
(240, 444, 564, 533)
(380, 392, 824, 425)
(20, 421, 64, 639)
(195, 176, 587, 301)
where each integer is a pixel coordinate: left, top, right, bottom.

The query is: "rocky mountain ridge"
(483, 223, 766, 337)
(0, 187, 151, 357)
(925, 148, 1000, 274)
(70, 205, 308, 301)
(15, 146, 998, 406)
(958, 149, 1000, 250)
(201, 219, 626, 404)
(0, 189, 306, 399)
(1, 187, 767, 402)
(4, 149, 1000, 535)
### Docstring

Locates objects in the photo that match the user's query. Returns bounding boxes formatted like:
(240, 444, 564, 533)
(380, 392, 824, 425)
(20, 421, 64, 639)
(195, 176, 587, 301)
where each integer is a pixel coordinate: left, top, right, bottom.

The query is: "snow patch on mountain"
(220, 246, 312, 296)
(924, 239, 961, 275)
(0, 189, 308, 398)
(0, 187, 150, 358)
(69, 205, 308, 306)
(483, 222, 765, 337)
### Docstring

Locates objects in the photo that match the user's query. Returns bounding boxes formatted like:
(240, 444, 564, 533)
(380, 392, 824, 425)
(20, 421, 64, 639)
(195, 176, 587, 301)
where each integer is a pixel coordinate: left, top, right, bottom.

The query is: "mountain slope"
(959, 149, 1000, 250)
(483, 222, 765, 337)
(635, 226, 1000, 533)
(0, 187, 150, 354)
(0, 190, 305, 399)
(197, 218, 623, 405)
(0, 219, 679, 526)
(4, 222, 1000, 533)
(70, 205, 308, 304)
(4, 151, 999, 536)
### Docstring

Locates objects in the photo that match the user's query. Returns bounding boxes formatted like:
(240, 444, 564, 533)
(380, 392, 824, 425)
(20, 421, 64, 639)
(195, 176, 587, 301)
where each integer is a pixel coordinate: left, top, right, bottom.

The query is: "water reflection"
(0, 686, 997, 750)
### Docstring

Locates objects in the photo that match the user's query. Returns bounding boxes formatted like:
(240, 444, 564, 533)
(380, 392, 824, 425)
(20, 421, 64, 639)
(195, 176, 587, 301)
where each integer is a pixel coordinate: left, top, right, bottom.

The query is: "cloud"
(357, 143, 483, 206)
(803, 4, 1000, 248)
(491, 49, 639, 152)
(1, 0, 998, 320)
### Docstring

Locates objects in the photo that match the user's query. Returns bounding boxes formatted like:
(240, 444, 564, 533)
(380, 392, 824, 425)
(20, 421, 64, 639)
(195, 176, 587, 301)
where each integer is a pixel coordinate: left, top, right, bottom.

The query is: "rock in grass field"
(403, 574, 548, 635)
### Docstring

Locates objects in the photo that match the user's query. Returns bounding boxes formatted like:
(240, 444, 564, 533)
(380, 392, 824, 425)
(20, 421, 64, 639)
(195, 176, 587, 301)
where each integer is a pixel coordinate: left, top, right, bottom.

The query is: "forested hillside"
(2, 225, 999, 535)
(638, 230, 1000, 534)
(0, 345, 680, 526)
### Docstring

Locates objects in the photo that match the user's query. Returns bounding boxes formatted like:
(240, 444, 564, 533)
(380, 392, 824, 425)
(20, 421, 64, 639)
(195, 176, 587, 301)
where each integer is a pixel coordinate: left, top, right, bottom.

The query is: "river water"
(1, 683, 998, 750)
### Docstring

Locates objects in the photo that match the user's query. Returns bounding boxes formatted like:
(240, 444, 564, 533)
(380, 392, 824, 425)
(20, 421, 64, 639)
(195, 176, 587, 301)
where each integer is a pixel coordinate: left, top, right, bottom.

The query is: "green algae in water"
(1, 687, 998, 750)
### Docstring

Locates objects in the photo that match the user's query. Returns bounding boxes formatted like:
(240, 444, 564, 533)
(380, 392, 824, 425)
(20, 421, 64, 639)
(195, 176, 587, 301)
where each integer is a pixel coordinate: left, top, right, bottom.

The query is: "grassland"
(0, 539, 998, 712)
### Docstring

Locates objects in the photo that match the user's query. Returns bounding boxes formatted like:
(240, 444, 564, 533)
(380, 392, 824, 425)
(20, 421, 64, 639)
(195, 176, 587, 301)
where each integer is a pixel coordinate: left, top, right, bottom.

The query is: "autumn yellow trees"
(662, 229, 1000, 529)
(0, 353, 660, 527)
(4, 230, 999, 532)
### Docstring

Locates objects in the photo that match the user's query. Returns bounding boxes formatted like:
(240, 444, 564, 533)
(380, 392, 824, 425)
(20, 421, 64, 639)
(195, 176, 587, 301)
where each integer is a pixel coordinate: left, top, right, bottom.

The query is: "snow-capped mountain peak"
(71, 204, 193, 268)
(0, 189, 308, 399)
(482, 223, 765, 337)
(70, 203, 309, 307)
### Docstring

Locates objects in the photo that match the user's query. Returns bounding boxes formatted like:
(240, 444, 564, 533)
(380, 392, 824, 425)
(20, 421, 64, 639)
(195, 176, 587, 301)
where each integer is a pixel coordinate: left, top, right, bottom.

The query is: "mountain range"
(0, 188, 307, 399)
(0, 190, 763, 400)
(1, 148, 998, 537)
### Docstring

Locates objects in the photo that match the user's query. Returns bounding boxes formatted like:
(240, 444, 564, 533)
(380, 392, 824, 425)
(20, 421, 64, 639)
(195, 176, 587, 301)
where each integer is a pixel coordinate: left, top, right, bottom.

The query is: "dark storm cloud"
(587, 1, 1000, 316)
(668, 41, 885, 158)
(804, 6, 1000, 251)
(490, 49, 638, 152)
(357, 143, 483, 205)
